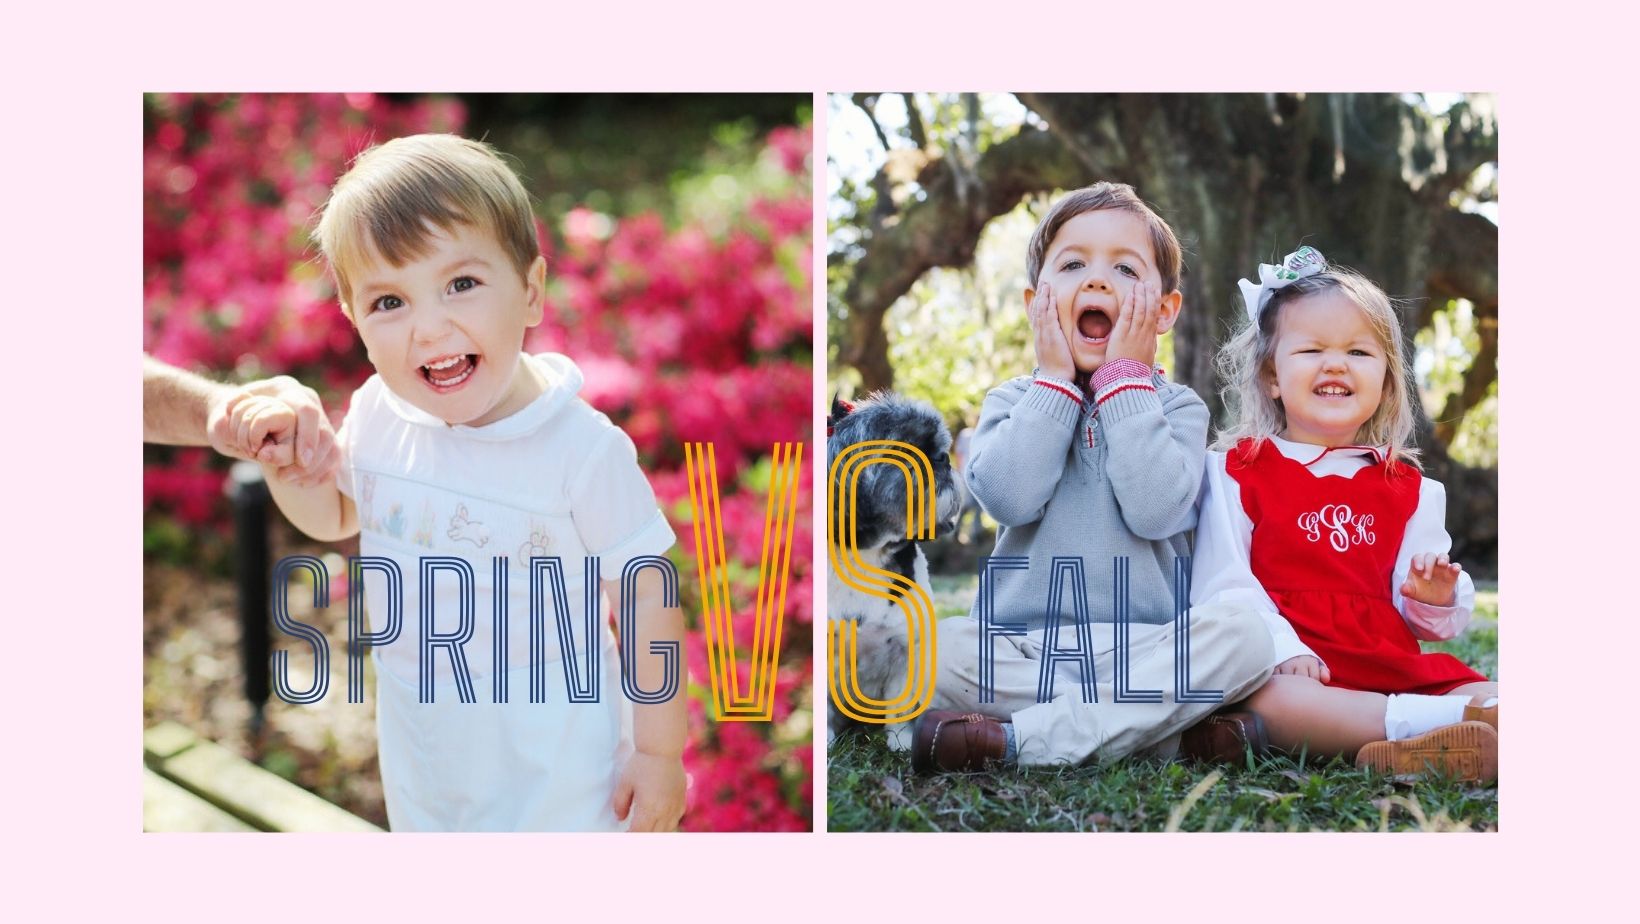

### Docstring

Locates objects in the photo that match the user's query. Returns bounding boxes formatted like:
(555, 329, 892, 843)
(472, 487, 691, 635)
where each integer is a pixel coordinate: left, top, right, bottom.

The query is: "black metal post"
(227, 461, 271, 736)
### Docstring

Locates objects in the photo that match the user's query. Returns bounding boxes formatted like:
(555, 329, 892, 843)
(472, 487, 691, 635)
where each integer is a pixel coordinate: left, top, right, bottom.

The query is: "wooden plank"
(159, 740, 382, 832)
(143, 721, 199, 762)
(144, 723, 382, 832)
(143, 768, 257, 832)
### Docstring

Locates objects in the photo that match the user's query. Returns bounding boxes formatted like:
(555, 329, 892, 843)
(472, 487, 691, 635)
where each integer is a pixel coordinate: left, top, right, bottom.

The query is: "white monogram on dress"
(1296, 504, 1376, 552)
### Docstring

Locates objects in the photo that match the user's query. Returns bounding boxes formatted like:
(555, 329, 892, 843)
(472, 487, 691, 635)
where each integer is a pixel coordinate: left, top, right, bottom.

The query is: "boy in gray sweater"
(913, 184, 1273, 771)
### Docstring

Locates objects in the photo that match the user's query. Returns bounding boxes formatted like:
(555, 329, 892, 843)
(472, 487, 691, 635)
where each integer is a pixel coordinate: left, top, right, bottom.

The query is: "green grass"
(827, 577, 1500, 832)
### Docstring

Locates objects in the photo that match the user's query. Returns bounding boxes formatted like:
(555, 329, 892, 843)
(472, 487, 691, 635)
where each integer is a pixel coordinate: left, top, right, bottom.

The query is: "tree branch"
(838, 125, 1084, 390)
(901, 93, 927, 150)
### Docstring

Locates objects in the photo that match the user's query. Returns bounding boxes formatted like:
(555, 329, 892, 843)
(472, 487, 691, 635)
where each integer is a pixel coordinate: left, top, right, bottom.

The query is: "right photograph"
(825, 93, 1499, 832)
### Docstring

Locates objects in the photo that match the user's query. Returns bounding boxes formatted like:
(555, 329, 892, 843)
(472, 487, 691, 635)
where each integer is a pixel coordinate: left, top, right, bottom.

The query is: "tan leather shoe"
(1355, 721, 1498, 782)
(1178, 711, 1269, 763)
(911, 710, 1009, 773)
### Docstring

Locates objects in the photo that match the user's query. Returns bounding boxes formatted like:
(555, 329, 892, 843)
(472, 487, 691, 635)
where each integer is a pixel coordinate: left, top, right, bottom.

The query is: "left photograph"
(143, 93, 814, 832)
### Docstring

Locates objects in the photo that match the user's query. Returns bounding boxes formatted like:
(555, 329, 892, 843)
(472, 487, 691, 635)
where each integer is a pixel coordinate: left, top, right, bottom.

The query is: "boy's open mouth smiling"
(1076, 307, 1113, 344)
(421, 353, 479, 390)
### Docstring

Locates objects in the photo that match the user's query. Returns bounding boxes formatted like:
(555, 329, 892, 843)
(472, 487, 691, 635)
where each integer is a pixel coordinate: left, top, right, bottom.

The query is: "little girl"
(1192, 246, 1499, 781)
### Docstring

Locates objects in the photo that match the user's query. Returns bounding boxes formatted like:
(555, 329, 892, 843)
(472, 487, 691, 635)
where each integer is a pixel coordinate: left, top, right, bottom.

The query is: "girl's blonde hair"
(1213, 265, 1421, 466)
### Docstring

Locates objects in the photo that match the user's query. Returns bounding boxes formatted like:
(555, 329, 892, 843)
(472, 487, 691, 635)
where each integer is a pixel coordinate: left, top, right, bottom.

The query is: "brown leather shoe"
(911, 711, 1009, 773)
(1178, 710, 1269, 763)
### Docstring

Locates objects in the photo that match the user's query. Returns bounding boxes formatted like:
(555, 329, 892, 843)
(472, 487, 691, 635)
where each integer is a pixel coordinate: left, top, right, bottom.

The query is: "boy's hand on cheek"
(1030, 284, 1075, 381)
(1401, 552, 1461, 607)
(1107, 280, 1161, 369)
(612, 751, 687, 832)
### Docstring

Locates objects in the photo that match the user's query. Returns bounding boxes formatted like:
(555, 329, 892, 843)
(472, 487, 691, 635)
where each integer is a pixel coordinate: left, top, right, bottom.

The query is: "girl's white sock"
(1383, 694, 1469, 740)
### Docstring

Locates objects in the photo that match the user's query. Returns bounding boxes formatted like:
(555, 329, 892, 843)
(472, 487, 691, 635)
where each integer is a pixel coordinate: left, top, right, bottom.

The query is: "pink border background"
(12, 0, 1628, 915)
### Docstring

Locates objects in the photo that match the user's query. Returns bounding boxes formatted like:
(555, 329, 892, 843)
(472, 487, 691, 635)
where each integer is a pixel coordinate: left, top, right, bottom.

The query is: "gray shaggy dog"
(826, 393, 962, 750)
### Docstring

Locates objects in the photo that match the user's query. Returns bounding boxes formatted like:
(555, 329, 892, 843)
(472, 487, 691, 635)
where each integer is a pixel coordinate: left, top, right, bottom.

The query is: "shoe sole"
(1355, 721, 1498, 782)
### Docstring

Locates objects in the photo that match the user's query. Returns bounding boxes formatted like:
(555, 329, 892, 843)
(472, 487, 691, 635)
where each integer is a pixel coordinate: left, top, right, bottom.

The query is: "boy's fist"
(612, 750, 686, 833)
(1401, 552, 1462, 607)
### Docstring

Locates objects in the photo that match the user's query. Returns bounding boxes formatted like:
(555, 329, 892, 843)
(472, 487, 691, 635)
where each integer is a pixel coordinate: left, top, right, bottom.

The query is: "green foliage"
(877, 202, 1036, 426)
(1415, 299, 1498, 467)
(829, 734, 1496, 832)
(673, 115, 813, 237)
(474, 95, 810, 223)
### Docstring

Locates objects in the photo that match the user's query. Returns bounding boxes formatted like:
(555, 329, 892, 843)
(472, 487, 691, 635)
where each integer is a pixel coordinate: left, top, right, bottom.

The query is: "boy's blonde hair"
(1214, 265, 1420, 466)
(315, 134, 540, 317)
(1026, 182, 1183, 293)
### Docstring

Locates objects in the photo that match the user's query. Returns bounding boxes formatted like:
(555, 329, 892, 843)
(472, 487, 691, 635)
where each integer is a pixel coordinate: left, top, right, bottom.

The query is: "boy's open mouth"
(421, 354, 478, 390)
(1076, 308, 1113, 343)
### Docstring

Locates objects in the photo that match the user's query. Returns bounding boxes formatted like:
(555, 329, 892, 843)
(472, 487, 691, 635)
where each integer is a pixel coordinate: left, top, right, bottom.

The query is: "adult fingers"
(242, 376, 287, 397)
(236, 407, 257, 459)
(249, 403, 290, 447)
(209, 411, 249, 461)
(1319, 662, 1332, 684)
(250, 404, 296, 465)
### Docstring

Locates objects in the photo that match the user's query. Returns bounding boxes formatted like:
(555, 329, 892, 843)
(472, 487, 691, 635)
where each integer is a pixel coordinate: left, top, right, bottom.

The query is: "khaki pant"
(929, 602, 1274, 766)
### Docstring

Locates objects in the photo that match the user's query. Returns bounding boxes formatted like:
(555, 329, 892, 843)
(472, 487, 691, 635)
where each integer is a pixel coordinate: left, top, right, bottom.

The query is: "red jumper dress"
(1227, 439, 1487, 695)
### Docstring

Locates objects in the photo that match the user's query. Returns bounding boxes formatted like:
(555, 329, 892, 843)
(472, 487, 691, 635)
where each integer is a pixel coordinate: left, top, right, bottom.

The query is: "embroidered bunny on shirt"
(448, 504, 491, 548)
(518, 522, 553, 560)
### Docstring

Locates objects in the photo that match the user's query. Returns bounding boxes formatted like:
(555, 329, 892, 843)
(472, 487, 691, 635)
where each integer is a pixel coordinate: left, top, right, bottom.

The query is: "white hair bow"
(1238, 245, 1328, 323)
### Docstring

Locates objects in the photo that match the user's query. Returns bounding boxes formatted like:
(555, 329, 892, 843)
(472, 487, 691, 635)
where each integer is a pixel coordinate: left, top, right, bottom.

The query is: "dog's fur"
(826, 393, 962, 750)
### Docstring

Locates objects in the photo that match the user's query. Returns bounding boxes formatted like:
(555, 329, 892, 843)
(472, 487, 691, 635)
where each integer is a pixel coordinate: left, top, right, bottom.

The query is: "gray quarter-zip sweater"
(964, 366, 1209, 630)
